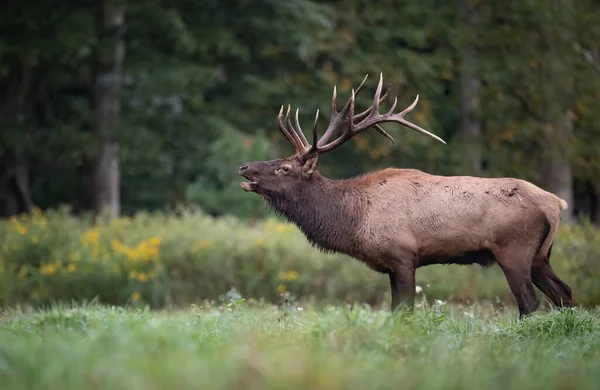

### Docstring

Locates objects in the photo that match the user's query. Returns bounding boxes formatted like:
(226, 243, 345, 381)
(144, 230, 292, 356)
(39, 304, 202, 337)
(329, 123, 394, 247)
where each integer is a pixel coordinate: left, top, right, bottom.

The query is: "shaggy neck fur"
(261, 172, 365, 255)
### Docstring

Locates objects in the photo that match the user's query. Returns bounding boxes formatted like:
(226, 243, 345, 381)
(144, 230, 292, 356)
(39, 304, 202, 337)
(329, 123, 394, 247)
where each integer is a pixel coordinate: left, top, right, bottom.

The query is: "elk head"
(238, 74, 446, 199)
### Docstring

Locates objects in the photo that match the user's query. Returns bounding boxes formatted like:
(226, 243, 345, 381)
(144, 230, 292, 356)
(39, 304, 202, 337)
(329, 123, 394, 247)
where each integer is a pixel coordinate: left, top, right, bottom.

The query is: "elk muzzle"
(239, 163, 258, 192)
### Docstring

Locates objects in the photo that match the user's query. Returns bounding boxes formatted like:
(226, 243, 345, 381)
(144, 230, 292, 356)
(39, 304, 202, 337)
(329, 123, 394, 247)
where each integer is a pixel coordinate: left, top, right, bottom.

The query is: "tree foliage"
(0, 0, 599, 220)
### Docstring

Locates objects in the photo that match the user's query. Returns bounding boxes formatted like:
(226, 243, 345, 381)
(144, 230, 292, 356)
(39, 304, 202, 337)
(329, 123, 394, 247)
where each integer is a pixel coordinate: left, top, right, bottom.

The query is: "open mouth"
(240, 173, 258, 192)
(240, 181, 257, 192)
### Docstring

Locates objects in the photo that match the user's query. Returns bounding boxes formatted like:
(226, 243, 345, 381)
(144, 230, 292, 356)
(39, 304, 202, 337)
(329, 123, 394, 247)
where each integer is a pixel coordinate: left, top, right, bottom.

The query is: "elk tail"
(558, 198, 568, 211)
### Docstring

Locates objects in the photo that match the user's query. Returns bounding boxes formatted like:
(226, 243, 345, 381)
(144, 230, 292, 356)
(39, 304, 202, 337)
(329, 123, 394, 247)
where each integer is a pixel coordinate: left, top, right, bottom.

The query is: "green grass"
(1, 302, 600, 390)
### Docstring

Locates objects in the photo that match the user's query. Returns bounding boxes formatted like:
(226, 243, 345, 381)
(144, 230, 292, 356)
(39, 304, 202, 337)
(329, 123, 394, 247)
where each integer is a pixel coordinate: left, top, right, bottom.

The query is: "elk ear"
(301, 154, 318, 179)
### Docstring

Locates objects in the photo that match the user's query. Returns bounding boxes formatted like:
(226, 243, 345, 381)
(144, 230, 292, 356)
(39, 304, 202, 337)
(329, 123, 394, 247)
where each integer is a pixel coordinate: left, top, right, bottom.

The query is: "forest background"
(1, 0, 599, 308)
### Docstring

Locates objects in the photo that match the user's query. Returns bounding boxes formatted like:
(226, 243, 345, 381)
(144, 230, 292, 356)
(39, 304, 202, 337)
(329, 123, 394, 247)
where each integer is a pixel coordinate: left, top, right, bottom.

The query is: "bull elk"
(238, 74, 572, 318)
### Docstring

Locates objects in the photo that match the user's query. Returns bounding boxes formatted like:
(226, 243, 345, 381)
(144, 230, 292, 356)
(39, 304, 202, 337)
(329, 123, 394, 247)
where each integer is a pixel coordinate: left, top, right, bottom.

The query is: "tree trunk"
(458, 0, 482, 176)
(0, 62, 35, 217)
(540, 111, 574, 221)
(539, 0, 574, 222)
(91, 1, 125, 219)
(0, 149, 35, 217)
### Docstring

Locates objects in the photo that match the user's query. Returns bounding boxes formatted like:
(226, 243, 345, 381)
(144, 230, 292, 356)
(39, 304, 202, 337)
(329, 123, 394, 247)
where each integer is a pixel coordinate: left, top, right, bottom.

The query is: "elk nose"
(239, 164, 249, 172)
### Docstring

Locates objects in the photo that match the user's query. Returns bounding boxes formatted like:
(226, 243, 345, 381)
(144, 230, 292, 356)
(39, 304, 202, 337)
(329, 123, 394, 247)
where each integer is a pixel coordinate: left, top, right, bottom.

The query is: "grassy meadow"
(1, 302, 600, 389)
(1, 209, 600, 389)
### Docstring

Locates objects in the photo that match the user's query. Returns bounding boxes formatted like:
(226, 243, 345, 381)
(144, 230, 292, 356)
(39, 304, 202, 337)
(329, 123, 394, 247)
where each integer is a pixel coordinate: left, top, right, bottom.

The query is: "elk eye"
(278, 165, 291, 174)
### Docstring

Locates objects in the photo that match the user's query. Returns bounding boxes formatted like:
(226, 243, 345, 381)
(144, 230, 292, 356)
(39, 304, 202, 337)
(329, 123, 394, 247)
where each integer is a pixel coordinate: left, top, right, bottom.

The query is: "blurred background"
(1, 0, 599, 310)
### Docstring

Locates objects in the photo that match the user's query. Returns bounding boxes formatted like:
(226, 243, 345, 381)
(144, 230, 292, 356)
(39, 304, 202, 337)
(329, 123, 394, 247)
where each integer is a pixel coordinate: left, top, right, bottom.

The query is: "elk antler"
(276, 73, 446, 162)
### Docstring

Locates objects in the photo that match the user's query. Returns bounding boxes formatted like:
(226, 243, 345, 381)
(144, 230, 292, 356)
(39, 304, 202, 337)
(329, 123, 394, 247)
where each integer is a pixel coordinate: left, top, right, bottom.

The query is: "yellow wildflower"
(113, 239, 159, 262)
(67, 263, 77, 273)
(131, 291, 141, 301)
(15, 223, 27, 235)
(129, 270, 149, 283)
(149, 236, 161, 246)
(31, 236, 39, 244)
(279, 270, 298, 281)
(111, 239, 127, 254)
(137, 272, 149, 283)
(81, 228, 100, 245)
(277, 284, 287, 294)
(40, 263, 57, 276)
(254, 237, 266, 246)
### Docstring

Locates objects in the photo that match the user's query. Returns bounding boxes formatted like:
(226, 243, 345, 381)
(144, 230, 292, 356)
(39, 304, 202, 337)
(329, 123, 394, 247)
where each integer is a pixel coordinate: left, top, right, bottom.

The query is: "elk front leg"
(389, 266, 416, 313)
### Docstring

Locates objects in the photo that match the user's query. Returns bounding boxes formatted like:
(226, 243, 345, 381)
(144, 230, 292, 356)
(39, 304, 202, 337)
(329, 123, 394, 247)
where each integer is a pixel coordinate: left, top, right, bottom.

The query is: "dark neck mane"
(263, 174, 364, 255)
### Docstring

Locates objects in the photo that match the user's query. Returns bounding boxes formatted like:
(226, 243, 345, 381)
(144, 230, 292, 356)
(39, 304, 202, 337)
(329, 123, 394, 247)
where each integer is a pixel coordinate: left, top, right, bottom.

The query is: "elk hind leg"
(531, 244, 573, 308)
(495, 247, 540, 318)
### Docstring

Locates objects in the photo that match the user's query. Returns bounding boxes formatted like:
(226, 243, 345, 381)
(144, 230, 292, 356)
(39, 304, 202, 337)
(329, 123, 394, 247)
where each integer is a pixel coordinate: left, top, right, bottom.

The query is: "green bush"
(0, 207, 598, 308)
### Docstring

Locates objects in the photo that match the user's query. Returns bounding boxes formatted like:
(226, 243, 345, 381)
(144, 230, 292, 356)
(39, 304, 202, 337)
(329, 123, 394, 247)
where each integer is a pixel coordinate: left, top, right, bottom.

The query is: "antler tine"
(372, 73, 384, 113)
(285, 105, 300, 146)
(277, 105, 297, 147)
(398, 94, 420, 117)
(337, 74, 369, 115)
(374, 124, 395, 144)
(277, 105, 307, 154)
(307, 109, 319, 155)
(350, 88, 356, 121)
(389, 94, 447, 144)
(285, 105, 311, 151)
(331, 85, 337, 115)
(387, 96, 399, 115)
(354, 74, 370, 97)
(293, 108, 310, 147)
